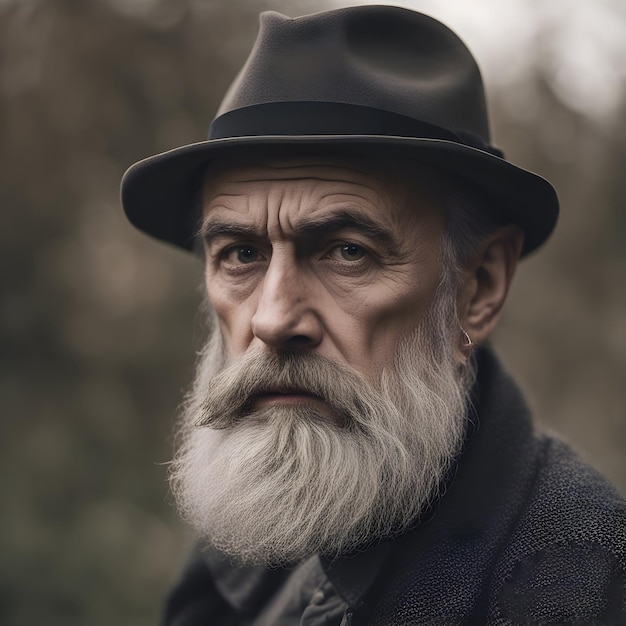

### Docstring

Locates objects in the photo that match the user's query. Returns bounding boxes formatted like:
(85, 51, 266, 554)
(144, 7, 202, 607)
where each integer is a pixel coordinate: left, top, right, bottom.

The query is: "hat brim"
(121, 135, 558, 256)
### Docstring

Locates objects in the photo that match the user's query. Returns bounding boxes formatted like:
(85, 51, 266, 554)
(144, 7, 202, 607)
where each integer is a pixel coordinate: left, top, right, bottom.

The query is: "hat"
(121, 5, 558, 256)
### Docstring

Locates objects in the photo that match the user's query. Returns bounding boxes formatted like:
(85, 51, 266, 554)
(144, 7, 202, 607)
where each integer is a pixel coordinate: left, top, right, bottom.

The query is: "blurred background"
(1, 0, 625, 624)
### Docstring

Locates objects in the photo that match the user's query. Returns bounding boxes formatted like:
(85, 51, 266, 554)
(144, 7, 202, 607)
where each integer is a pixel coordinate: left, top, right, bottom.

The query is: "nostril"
(287, 334, 313, 347)
(290, 335, 311, 343)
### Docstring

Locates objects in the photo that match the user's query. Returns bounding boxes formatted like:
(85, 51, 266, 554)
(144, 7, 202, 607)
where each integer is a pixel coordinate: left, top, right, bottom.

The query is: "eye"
(224, 245, 262, 265)
(335, 243, 366, 262)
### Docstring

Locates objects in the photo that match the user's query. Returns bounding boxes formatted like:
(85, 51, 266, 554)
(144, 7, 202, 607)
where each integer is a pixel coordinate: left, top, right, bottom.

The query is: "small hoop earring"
(461, 328, 473, 349)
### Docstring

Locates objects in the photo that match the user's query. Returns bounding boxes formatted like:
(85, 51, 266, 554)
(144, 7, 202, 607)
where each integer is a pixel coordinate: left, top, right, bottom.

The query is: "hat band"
(209, 101, 502, 156)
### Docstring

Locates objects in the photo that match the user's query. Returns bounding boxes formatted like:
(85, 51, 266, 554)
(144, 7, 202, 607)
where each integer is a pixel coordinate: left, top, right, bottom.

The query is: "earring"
(461, 328, 473, 349)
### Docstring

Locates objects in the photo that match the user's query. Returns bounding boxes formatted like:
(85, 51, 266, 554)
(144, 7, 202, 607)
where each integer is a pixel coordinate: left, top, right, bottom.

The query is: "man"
(121, 6, 626, 624)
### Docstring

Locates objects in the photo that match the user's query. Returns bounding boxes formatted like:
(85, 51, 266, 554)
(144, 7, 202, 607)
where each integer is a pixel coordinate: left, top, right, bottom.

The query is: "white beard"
(169, 280, 474, 567)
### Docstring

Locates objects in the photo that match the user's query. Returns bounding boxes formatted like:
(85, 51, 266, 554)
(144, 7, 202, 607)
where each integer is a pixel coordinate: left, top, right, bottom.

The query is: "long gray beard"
(169, 282, 474, 567)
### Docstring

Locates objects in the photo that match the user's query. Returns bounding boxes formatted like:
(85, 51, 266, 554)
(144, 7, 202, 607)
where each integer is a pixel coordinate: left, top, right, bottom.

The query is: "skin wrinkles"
(202, 210, 406, 269)
(204, 185, 432, 271)
(201, 160, 445, 382)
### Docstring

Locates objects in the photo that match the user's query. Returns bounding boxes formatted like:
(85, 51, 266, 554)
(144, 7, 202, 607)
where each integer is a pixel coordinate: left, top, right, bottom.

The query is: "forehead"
(200, 155, 444, 230)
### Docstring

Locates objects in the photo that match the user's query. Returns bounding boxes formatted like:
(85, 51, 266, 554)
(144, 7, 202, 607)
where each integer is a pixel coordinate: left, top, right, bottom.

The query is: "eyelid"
(322, 238, 369, 254)
(321, 241, 377, 269)
(213, 242, 268, 273)
(210, 235, 261, 256)
(226, 242, 264, 257)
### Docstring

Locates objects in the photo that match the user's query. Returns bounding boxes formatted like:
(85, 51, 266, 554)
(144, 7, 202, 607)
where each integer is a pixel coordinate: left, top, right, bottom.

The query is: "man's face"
(169, 158, 472, 567)
(200, 159, 447, 383)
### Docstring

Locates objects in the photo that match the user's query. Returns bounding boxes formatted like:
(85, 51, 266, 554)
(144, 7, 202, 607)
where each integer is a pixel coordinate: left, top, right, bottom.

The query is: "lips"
(246, 387, 330, 413)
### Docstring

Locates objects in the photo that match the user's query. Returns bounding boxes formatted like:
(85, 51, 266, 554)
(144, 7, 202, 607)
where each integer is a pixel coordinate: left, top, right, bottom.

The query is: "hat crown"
(121, 5, 558, 256)
(216, 5, 490, 143)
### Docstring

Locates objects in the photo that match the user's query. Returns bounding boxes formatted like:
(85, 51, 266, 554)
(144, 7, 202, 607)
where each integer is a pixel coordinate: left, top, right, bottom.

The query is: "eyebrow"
(199, 210, 398, 252)
(297, 211, 397, 252)
(198, 220, 259, 244)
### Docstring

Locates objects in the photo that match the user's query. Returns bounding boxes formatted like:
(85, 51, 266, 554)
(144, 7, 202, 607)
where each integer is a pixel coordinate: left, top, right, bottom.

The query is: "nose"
(251, 256, 323, 350)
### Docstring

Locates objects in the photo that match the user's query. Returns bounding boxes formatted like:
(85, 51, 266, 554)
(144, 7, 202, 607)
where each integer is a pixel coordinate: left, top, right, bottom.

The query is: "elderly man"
(121, 5, 626, 624)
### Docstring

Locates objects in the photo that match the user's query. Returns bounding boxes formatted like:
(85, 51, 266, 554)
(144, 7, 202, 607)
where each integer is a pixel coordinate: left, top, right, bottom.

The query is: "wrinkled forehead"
(200, 154, 450, 218)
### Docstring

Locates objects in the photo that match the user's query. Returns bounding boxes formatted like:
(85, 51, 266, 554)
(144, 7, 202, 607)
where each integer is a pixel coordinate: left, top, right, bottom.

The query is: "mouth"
(250, 388, 325, 410)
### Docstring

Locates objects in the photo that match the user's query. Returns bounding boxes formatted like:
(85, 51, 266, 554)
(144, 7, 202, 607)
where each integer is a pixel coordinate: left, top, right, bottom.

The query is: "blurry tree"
(0, 1, 328, 624)
(489, 41, 626, 495)
(0, 0, 624, 625)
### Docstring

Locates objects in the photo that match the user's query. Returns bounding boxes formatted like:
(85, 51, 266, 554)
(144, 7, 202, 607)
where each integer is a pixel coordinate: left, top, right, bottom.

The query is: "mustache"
(194, 350, 379, 430)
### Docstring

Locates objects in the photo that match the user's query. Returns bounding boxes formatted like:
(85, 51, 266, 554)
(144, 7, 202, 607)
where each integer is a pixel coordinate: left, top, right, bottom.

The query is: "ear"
(457, 225, 524, 347)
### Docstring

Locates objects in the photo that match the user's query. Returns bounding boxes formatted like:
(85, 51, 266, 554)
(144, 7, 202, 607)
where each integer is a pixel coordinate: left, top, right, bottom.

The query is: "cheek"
(205, 275, 257, 356)
(351, 278, 440, 370)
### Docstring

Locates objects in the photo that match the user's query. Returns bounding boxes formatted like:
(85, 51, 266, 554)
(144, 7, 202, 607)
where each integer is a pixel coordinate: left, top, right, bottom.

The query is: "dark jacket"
(164, 348, 626, 624)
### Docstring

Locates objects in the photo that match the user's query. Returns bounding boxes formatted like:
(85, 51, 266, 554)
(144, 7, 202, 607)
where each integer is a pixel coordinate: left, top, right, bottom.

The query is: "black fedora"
(121, 5, 558, 256)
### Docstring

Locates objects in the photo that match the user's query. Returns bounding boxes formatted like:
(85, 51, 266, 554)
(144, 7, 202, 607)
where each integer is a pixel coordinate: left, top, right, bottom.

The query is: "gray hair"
(440, 177, 500, 271)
